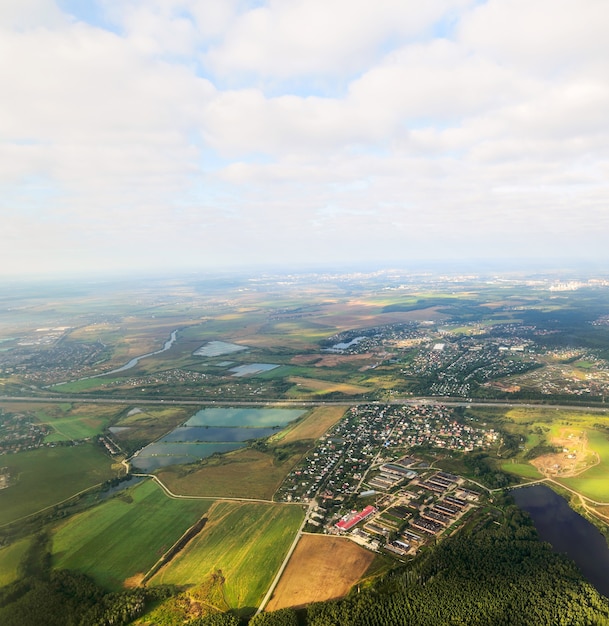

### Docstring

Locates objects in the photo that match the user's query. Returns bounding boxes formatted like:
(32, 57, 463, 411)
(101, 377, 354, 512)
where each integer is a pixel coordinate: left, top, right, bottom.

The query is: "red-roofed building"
(336, 505, 377, 531)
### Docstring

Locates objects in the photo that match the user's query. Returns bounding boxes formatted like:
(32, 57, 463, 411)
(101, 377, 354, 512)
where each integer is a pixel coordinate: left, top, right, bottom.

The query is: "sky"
(1, 0, 609, 277)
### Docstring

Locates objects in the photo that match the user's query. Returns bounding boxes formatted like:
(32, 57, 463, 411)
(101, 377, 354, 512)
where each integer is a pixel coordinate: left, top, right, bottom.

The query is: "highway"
(1, 394, 609, 413)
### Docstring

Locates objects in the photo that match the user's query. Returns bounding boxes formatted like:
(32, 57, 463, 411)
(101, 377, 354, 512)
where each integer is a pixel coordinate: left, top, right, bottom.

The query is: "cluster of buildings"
(277, 403, 491, 511)
(1, 333, 107, 385)
(0, 411, 51, 454)
(329, 459, 480, 557)
(109, 368, 209, 390)
(405, 330, 539, 397)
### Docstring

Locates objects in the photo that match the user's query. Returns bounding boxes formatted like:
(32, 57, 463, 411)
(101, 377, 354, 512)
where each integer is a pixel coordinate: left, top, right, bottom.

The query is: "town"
(276, 403, 488, 558)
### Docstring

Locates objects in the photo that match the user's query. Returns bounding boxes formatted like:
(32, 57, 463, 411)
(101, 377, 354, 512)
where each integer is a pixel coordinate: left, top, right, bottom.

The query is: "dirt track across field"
(265, 534, 375, 611)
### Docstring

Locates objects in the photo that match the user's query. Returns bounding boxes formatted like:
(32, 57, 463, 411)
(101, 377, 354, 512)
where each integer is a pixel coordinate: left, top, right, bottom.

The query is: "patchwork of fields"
(151, 500, 304, 612)
(4, 277, 609, 621)
(51, 480, 212, 590)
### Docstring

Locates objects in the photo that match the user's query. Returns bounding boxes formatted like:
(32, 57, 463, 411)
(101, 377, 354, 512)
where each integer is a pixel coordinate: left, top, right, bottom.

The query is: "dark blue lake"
(513, 484, 609, 597)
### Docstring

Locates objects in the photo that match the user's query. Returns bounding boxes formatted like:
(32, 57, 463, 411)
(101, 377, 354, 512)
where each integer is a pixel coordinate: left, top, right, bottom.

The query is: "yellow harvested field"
(265, 535, 375, 611)
(157, 448, 303, 500)
(313, 354, 374, 367)
(279, 406, 346, 443)
(288, 376, 370, 395)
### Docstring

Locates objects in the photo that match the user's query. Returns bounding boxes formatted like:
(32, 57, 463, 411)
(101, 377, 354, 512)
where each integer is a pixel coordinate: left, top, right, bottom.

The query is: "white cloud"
(458, 0, 609, 75)
(205, 0, 474, 78)
(0, 0, 67, 30)
(1, 0, 609, 274)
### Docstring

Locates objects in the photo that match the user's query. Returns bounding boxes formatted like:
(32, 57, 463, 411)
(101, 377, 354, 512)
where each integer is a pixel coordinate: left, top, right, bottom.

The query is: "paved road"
(2, 394, 609, 413)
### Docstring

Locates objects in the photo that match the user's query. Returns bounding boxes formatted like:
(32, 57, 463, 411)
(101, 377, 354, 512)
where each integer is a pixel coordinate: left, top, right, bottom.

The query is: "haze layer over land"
(2, 0, 609, 276)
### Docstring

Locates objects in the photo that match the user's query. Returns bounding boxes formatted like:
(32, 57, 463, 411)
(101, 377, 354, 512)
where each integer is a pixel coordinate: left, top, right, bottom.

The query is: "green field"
(558, 429, 609, 501)
(501, 462, 543, 480)
(52, 480, 211, 590)
(50, 377, 122, 393)
(0, 537, 32, 586)
(0, 401, 121, 442)
(42, 415, 106, 441)
(0, 444, 117, 525)
(151, 500, 304, 613)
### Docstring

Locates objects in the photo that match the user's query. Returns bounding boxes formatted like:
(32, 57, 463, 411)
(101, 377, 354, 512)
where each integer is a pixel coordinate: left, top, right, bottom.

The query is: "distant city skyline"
(2, 0, 608, 276)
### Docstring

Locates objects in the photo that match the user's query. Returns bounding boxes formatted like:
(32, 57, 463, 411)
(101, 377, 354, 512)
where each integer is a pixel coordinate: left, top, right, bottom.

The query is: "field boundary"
(0, 482, 105, 529)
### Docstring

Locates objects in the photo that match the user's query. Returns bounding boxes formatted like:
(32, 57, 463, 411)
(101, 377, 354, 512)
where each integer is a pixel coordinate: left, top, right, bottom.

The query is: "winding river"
(96, 329, 178, 376)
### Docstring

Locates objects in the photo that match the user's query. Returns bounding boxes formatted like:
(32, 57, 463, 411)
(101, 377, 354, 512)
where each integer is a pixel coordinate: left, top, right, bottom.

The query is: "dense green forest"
(2, 501, 609, 625)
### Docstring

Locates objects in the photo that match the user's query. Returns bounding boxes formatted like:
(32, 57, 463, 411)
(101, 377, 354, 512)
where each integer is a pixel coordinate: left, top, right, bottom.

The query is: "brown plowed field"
(265, 534, 375, 611)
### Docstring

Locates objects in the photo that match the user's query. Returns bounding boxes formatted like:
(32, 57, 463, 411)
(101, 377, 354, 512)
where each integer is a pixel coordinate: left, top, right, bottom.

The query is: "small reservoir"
(512, 484, 609, 597)
(130, 407, 306, 472)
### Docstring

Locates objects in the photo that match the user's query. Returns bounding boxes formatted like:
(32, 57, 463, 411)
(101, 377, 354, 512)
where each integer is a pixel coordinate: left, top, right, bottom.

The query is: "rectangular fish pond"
(129, 407, 306, 472)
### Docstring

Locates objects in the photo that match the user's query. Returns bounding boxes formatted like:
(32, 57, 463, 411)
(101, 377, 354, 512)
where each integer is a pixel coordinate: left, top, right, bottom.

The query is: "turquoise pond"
(160, 426, 278, 443)
(130, 442, 244, 472)
(129, 407, 306, 472)
(185, 407, 306, 427)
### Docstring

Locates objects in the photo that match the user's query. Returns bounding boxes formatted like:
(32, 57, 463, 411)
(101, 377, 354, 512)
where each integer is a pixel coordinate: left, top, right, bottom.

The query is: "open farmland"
(0, 444, 117, 525)
(156, 443, 309, 499)
(51, 479, 211, 590)
(265, 534, 375, 611)
(286, 376, 371, 396)
(31, 403, 120, 441)
(274, 406, 347, 444)
(151, 501, 304, 613)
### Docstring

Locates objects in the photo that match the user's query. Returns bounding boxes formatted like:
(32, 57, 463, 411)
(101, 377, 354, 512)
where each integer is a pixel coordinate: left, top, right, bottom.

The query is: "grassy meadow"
(286, 376, 371, 397)
(501, 462, 543, 480)
(558, 429, 609, 501)
(0, 537, 32, 586)
(156, 443, 310, 500)
(32, 403, 121, 441)
(471, 406, 609, 498)
(51, 480, 211, 590)
(151, 500, 304, 613)
(0, 444, 117, 526)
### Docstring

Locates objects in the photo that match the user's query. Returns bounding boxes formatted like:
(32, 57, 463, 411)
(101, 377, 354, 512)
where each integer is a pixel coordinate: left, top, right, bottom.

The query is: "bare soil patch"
(290, 355, 323, 365)
(123, 573, 145, 588)
(531, 429, 597, 477)
(265, 535, 374, 611)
